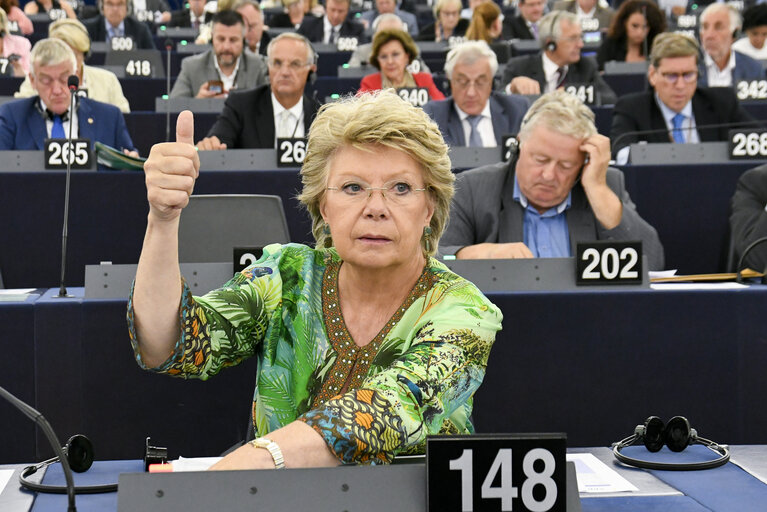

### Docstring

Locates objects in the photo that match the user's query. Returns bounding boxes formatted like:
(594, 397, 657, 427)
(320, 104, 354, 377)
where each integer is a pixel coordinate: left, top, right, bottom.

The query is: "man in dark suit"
(83, 0, 156, 49)
(423, 41, 529, 147)
(503, 10, 616, 104)
(730, 165, 767, 272)
(610, 32, 753, 161)
(699, 3, 764, 87)
(0, 38, 136, 153)
(439, 90, 664, 270)
(197, 33, 320, 149)
(502, 0, 545, 40)
(168, 0, 211, 28)
(298, 0, 366, 44)
(235, 0, 269, 56)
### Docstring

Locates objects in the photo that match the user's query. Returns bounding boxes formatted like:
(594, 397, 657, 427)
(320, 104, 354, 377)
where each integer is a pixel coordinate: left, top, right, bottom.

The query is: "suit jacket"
(439, 158, 665, 269)
(698, 50, 765, 87)
(610, 87, 755, 154)
(503, 53, 617, 105)
(83, 15, 156, 49)
(256, 31, 271, 56)
(0, 96, 135, 151)
(502, 15, 535, 40)
(170, 49, 268, 98)
(358, 72, 445, 100)
(417, 18, 469, 41)
(422, 92, 530, 146)
(730, 164, 767, 271)
(168, 8, 213, 28)
(297, 16, 366, 43)
(552, 0, 615, 30)
(206, 84, 321, 148)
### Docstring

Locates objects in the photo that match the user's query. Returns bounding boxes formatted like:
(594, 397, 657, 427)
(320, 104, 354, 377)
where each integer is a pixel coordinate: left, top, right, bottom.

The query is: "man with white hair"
(423, 41, 529, 147)
(698, 3, 764, 87)
(439, 90, 664, 270)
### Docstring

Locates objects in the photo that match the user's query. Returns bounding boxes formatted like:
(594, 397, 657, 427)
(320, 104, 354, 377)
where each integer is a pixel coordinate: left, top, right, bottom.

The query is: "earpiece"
(612, 416, 730, 471)
(545, 40, 556, 52)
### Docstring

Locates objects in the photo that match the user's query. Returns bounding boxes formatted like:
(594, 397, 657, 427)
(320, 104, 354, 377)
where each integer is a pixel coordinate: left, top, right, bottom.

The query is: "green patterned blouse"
(127, 243, 502, 464)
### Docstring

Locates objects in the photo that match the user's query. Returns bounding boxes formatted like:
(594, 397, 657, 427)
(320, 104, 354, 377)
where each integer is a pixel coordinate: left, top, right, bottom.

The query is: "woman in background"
(418, 0, 468, 42)
(732, 4, 767, 60)
(596, 0, 666, 71)
(23, 0, 77, 19)
(0, 7, 30, 76)
(465, 1, 502, 44)
(0, 0, 32, 34)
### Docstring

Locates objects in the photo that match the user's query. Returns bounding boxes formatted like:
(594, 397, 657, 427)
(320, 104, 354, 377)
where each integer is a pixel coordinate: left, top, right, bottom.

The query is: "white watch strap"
(251, 437, 285, 469)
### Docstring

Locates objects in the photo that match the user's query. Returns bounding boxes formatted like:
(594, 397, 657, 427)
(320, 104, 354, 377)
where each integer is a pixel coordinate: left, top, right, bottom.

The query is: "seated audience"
(16, 18, 130, 112)
(552, 0, 614, 32)
(502, 0, 545, 41)
(439, 90, 664, 270)
(197, 32, 320, 149)
(133, 0, 172, 25)
(596, 0, 666, 71)
(423, 41, 529, 147)
(465, 1, 503, 44)
(23, 0, 76, 19)
(83, 0, 156, 50)
(504, 10, 617, 104)
(170, 10, 268, 98)
(168, 0, 211, 28)
(1, 0, 32, 35)
(610, 32, 753, 161)
(418, 0, 468, 42)
(361, 0, 418, 37)
(730, 165, 767, 272)
(731, 4, 767, 61)
(698, 3, 763, 87)
(130, 90, 501, 470)
(268, 0, 307, 29)
(297, 0, 365, 44)
(0, 38, 136, 153)
(358, 29, 445, 100)
(348, 13, 429, 72)
(0, 7, 29, 76)
(235, 0, 268, 55)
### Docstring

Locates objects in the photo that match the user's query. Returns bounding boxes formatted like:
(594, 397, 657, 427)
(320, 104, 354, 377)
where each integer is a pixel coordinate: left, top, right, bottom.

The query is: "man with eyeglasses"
(503, 10, 616, 105)
(170, 10, 268, 98)
(0, 38, 136, 154)
(610, 32, 753, 163)
(83, 0, 156, 49)
(423, 41, 529, 147)
(197, 33, 320, 150)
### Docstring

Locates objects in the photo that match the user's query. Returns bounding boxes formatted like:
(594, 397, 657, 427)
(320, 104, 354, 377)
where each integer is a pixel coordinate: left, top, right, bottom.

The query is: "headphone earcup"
(546, 40, 556, 52)
(664, 416, 692, 452)
(642, 416, 665, 452)
(65, 434, 95, 473)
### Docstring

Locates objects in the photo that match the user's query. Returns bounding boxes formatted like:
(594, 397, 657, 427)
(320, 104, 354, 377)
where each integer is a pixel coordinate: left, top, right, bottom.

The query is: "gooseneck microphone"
(56, 74, 80, 299)
(0, 385, 78, 511)
(735, 236, 767, 283)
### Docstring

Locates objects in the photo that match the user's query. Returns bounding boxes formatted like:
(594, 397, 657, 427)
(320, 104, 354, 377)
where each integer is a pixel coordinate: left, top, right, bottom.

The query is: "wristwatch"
(249, 437, 285, 469)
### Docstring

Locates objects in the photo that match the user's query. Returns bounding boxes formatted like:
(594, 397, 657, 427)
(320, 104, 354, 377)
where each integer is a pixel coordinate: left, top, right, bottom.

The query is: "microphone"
(0, 385, 78, 511)
(735, 236, 767, 283)
(611, 118, 767, 155)
(165, 36, 173, 142)
(56, 74, 80, 299)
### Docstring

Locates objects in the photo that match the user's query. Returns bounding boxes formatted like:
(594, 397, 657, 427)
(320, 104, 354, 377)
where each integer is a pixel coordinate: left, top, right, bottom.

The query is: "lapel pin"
(88, 118, 94, 124)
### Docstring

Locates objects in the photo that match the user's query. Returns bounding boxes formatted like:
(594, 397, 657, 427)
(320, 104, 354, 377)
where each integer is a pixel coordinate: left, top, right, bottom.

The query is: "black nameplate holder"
(125, 58, 153, 77)
(276, 137, 307, 167)
(427, 433, 568, 512)
(729, 128, 767, 160)
(336, 37, 358, 52)
(48, 8, 67, 20)
(563, 83, 597, 106)
(44, 138, 92, 170)
(398, 87, 429, 107)
(233, 247, 264, 273)
(576, 240, 643, 285)
(736, 80, 767, 101)
(0, 58, 13, 77)
(110, 36, 135, 52)
(580, 18, 600, 32)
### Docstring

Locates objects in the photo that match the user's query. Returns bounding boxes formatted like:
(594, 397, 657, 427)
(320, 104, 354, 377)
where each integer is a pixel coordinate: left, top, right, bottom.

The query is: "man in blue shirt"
(439, 90, 665, 270)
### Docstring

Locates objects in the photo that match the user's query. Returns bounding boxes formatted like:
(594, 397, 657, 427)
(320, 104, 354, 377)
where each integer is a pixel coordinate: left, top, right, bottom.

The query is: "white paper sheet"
(650, 282, 749, 290)
(0, 469, 14, 495)
(567, 453, 639, 493)
(169, 456, 222, 472)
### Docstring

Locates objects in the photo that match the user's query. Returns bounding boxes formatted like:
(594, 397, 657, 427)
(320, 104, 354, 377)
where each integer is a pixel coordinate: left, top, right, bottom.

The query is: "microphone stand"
(56, 76, 80, 298)
(735, 236, 767, 283)
(165, 36, 173, 142)
(0, 385, 77, 511)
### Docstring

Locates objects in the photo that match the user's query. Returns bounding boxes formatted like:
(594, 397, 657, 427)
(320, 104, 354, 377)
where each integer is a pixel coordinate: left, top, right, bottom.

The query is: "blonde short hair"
(298, 90, 454, 257)
(433, 0, 461, 19)
(30, 38, 77, 77)
(49, 18, 91, 55)
(649, 32, 700, 68)
(518, 90, 596, 143)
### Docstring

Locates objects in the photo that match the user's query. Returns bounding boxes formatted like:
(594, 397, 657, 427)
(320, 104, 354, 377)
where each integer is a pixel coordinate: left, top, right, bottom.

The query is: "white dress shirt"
(271, 92, 305, 143)
(455, 101, 496, 147)
(704, 50, 736, 87)
(41, 99, 79, 139)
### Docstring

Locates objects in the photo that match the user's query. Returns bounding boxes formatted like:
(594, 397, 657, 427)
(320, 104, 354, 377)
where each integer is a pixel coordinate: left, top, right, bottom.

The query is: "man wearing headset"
(503, 10, 616, 105)
(83, 0, 156, 50)
(196, 33, 320, 150)
(438, 90, 664, 270)
(698, 3, 764, 87)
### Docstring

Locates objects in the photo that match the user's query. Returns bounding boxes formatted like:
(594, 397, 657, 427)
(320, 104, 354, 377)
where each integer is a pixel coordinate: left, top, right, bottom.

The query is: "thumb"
(176, 110, 195, 146)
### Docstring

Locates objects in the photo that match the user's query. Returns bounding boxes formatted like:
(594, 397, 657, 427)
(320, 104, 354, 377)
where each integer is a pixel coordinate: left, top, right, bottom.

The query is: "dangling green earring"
(423, 226, 433, 253)
(323, 224, 331, 235)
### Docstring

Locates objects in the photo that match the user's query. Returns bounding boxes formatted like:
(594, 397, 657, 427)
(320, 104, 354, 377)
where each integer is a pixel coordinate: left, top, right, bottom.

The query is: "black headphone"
(612, 416, 730, 471)
(19, 434, 118, 494)
(542, 11, 563, 52)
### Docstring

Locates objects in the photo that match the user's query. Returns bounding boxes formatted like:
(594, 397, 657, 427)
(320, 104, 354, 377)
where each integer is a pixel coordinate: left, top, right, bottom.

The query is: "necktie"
(51, 115, 65, 139)
(555, 67, 567, 89)
(279, 110, 293, 138)
(531, 22, 538, 40)
(331, 27, 339, 44)
(467, 115, 483, 147)
(672, 113, 686, 144)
